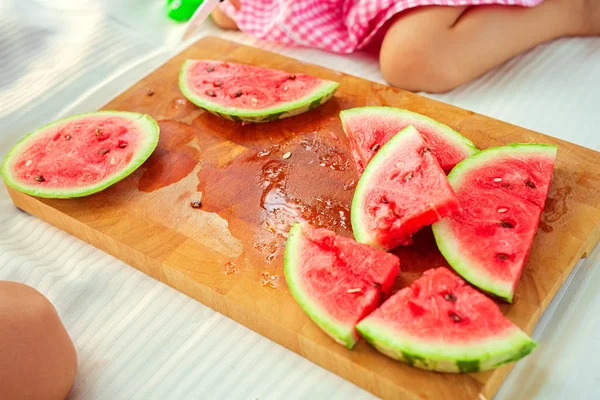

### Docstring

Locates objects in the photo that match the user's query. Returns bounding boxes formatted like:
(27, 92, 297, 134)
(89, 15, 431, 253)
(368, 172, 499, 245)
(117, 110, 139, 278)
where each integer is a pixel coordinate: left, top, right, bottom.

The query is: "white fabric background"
(1, 1, 599, 399)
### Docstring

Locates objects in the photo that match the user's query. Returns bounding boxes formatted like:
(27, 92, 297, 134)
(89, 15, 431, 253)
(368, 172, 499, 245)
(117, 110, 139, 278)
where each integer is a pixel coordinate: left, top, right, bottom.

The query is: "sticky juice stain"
(224, 261, 239, 275)
(259, 272, 278, 289)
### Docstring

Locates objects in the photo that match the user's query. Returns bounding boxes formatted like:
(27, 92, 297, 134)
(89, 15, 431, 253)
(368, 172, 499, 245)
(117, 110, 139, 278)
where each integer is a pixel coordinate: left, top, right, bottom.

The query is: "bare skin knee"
(0, 282, 77, 400)
(379, 33, 459, 93)
(379, 7, 467, 93)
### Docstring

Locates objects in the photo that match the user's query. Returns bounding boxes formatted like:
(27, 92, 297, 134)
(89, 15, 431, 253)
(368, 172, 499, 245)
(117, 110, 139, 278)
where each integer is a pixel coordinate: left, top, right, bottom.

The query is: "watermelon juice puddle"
(256, 146, 351, 236)
(188, 109, 355, 266)
(254, 139, 352, 237)
(540, 185, 573, 233)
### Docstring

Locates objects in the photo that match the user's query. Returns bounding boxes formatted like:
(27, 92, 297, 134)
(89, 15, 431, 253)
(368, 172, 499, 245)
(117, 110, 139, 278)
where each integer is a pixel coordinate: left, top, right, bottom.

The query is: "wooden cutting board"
(6, 37, 600, 400)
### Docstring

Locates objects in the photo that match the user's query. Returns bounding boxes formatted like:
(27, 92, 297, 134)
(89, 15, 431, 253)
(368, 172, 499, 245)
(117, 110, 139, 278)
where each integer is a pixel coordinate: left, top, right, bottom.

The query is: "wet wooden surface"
(6, 37, 600, 400)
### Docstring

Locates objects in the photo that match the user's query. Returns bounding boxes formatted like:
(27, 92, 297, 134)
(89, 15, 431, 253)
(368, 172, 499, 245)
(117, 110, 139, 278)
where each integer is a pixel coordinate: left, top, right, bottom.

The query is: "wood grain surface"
(6, 37, 600, 400)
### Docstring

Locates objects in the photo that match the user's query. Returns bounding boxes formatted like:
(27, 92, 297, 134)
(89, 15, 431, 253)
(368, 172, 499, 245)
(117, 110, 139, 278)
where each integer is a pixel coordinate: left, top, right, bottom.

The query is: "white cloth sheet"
(1, 1, 599, 399)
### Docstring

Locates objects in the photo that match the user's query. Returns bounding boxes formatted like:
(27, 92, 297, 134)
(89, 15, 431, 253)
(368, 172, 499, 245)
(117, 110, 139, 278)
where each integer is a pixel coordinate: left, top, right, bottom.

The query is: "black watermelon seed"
(288, 74, 296, 80)
(404, 172, 413, 182)
(371, 282, 382, 289)
(118, 142, 127, 148)
(190, 200, 202, 209)
(444, 293, 457, 302)
(381, 198, 389, 204)
(449, 312, 462, 322)
(214, 80, 223, 88)
(234, 90, 243, 98)
(371, 144, 380, 152)
(206, 65, 215, 72)
(99, 148, 109, 155)
(499, 220, 514, 228)
(497, 253, 510, 260)
(206, 89, 216, 97)
(525, 180, 536, 189)
(34, 175, 45, 182)
(65, 135, 72, 141)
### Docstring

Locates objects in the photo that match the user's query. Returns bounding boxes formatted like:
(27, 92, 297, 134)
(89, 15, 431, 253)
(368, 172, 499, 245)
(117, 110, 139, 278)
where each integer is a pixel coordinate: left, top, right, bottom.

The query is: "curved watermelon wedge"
(1, 111, 159, 198)
(284, 223, 400, 349)
(356, 268, 537, 373)
(340, 106, 478, 173)
(433, 144, 557, 302)
(179, 60, 339, 123)
(352, 125, 460, 250)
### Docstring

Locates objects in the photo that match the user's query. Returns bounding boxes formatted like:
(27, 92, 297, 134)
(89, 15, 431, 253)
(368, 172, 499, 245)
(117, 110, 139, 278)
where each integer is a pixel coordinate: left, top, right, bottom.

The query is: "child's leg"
(0, 282, 77, 400)
(380, 1, 600, 93)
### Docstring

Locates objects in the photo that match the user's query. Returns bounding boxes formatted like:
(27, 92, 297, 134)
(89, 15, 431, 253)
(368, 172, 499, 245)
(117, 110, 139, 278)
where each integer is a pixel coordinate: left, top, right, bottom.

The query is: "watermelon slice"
(1, 111, 159, 198)
(284, 223, 400, 349)
(356, 268, 537, 373)
(179, 60, 339, 123)
(433, 144, 557, 302)
(340, 106, 478, 174)
(351, 125, 460, 250)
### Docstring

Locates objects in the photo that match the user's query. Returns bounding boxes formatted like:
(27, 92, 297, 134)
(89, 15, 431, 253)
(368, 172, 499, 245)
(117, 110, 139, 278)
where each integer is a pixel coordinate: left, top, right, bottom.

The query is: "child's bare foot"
(212, 7, 239, 30)
(211, 1, 240, 31)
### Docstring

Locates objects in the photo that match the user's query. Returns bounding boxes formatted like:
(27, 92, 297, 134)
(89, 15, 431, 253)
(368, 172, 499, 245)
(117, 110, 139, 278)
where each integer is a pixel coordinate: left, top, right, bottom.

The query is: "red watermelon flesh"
(184, 60, 322, 109)
(13, 117, 139, 186)
(179, 60, 339, 122)
(356, 267, 537, 373)
(340, 107, 478, 174)
(351, 125, 461, 250)
(1, 111, 159, 198)
(433, 144, 557, 302)
(447, 190, 541, 288)
(284, 223, 400, 349)
(456, 151, 555, 209)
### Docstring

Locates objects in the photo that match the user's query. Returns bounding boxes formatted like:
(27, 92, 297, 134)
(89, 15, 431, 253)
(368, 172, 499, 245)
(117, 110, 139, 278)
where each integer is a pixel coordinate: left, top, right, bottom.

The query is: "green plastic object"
(167, 0, 204, 22)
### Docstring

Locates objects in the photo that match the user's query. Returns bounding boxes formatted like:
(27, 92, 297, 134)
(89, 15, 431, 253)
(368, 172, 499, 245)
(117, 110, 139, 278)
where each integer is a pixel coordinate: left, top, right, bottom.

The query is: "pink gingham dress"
(221, 0, 544, 54)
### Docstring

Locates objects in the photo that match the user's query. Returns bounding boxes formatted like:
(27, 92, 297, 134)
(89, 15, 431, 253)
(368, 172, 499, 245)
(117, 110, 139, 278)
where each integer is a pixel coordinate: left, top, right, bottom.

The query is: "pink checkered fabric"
(221, 0, 543, 54)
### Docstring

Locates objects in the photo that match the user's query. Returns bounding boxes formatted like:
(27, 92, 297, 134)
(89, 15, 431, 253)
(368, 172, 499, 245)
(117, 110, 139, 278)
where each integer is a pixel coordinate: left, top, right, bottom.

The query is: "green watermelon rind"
(1, 111, 159, 199)
(179, 60, 339, 123)
(432, 143, 558, 302)
(284, 223, 359, 349)
(356, 318, 537, 373)
(351, 125, 420, 250)
(339, 106, 479, 161)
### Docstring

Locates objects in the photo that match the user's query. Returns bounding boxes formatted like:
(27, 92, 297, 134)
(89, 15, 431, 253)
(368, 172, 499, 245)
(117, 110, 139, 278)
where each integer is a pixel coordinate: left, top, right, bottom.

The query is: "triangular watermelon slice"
(356, 268, 537, 373)
(284, 223, 400, 349)
(179, 60, 339, 123)
(351, 125, 460, 250)
(340, 106, 478, 174)
(433, 144, 557, 302)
